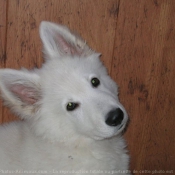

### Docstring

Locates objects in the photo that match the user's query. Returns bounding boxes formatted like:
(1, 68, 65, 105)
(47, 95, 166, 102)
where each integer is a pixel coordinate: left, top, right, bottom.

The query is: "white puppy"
(0, 22, 130, 174)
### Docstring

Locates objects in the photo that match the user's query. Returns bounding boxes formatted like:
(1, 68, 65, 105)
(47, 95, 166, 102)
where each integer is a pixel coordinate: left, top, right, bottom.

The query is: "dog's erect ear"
(0, 69, 41, 119)
(39, 21, 94, 58)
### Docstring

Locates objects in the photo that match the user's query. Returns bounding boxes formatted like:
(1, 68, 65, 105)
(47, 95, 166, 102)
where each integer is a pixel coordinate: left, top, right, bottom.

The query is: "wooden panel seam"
(109, 0, 120, 76)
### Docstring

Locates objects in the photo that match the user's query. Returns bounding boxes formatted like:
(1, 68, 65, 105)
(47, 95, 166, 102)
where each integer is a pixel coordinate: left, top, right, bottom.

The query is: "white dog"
(0, 22, 130, 174)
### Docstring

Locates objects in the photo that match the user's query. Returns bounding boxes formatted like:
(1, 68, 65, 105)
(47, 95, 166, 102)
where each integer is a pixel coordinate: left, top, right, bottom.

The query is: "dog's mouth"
(92, 122, 126, 140)
(112, 118, 128, 134)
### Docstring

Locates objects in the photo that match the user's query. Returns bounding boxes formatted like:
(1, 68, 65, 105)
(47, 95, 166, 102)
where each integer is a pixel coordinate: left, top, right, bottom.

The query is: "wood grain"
(0, 0, 6, 124)
(112, 0, 175, 173)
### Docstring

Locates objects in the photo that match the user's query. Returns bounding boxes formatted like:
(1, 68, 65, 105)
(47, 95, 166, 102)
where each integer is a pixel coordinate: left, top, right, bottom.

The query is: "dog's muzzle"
(105, 108, 124, 127)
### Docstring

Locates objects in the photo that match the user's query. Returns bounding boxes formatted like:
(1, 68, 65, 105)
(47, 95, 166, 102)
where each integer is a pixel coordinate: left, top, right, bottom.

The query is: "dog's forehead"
(41, 55, 108, 94)
(46, 55, 106, 76)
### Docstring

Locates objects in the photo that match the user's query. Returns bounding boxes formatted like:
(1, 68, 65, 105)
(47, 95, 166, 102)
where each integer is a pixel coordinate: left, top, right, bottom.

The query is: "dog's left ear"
(39, 21, 95, 59)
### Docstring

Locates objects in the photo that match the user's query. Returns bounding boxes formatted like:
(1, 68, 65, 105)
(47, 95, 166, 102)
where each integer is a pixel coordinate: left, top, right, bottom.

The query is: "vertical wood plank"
(0, 0, 7, 124)
(112, 0, 175, 172)
(0, 0, 6, 67)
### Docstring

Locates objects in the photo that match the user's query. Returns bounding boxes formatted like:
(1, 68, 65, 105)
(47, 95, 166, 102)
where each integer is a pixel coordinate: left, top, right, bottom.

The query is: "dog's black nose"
(105, 108, 124, 126)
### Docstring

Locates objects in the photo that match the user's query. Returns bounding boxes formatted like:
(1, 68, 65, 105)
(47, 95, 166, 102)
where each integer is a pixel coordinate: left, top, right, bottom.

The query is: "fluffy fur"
(0, 21, 130, 174)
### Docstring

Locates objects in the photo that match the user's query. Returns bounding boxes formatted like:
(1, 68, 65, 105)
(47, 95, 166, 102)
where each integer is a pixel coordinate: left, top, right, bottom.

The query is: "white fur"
(0, 22, 130, 174)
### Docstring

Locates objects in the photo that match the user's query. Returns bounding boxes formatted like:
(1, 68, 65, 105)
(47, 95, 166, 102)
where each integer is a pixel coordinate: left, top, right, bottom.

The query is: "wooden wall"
(0, 0, 175, 174)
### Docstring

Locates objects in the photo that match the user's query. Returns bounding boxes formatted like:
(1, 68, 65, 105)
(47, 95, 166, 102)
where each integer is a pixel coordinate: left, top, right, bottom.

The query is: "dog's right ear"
(39, 21, 94, 59)
(0, 69, 41, 119)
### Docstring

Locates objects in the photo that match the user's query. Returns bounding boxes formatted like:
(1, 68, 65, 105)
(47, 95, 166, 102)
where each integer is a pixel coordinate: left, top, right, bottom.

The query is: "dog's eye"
(66, 102, 79, 111)
(91, 77, 100, 88)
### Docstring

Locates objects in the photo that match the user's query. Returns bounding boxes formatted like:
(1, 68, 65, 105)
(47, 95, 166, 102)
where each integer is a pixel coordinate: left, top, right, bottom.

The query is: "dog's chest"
(30, 139, 126, 174)
(0, 124, 128, 174)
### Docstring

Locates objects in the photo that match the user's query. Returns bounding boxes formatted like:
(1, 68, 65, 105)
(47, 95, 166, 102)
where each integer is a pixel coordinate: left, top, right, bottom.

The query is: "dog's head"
(0, 22, 128, 141)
